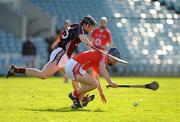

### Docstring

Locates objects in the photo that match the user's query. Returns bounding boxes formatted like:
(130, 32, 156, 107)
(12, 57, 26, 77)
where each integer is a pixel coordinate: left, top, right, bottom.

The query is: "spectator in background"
(22, 38, 36, 67)
(51, 19, 71, 50)
(59, 20, 71, 33)
(90, 17, 113, 51)
(90, 17, 113, 84)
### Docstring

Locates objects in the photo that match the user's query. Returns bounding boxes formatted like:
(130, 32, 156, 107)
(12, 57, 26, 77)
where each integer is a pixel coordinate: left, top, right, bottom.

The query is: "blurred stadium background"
(0, 0, 179, 77)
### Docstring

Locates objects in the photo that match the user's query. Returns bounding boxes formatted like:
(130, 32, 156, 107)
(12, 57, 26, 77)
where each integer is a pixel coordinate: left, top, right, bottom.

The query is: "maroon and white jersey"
(58, 24, 84, 58)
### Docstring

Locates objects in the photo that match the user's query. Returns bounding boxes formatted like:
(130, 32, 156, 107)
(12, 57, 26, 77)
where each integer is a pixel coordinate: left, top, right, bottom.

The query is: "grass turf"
(0, 77, 180, 122)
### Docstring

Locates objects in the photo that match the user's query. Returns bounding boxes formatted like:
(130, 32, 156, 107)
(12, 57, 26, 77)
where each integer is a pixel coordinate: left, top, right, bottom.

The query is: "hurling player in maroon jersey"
(6, 15, 96, 79)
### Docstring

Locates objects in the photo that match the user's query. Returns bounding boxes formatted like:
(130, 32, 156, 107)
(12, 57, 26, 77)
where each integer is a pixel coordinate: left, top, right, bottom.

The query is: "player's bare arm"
(79, 34, 93, 47)
(97, 78, 107, 103)
(92, 71, 106, 103)
(99, 60, 117, 88)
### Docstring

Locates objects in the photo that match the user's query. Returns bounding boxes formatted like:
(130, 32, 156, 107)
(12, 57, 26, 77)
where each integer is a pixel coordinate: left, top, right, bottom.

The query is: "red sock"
(15, 67, 26, 74)
(72, 90, 79, 98)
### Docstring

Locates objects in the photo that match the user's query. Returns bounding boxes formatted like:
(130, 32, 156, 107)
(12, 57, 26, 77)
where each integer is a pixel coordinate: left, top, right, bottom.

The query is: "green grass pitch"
(0, 77, 180, 122)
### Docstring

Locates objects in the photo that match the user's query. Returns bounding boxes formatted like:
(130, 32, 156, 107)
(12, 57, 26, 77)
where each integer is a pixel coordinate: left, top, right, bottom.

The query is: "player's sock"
(69, 91, 82, 108)
(72, 90, 79, 98)
(15, 67, 25, 74)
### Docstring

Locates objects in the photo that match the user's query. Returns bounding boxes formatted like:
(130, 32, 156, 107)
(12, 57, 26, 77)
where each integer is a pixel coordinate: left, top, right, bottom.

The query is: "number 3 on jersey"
(62, 27, 70, 39)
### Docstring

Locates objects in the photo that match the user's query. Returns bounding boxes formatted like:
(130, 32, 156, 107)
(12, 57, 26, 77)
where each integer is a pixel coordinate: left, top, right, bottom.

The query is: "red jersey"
(73, 50, 106, 73)
(91, 27, 112, 50)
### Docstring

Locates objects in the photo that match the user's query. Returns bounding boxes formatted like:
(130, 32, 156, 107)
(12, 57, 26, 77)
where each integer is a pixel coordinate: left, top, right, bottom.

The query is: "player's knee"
(39, 70, 53, 79)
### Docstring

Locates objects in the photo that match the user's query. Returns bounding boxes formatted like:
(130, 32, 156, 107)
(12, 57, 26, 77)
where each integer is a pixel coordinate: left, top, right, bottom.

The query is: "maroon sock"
(72, 90, 79, 98)
(15, 67, 26, 74)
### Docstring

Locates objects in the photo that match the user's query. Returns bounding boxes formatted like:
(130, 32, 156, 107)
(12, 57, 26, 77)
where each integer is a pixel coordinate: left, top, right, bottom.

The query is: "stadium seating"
(0, 29, 48, 74)
(0, 29, 22, 74)
(109, 0, 180, 76)
(158, 0, 180, 13)
(31, 37, 48, 68)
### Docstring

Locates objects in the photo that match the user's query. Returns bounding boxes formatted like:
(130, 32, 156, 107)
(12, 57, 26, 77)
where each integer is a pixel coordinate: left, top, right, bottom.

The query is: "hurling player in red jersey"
(90, 17, 113, 51)
(65, 47, 120, 108)
(6, 15, 96, 79)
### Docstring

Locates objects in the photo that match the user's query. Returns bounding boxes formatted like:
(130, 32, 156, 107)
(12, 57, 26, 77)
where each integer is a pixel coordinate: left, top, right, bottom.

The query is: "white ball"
(134, 101, 138, 106)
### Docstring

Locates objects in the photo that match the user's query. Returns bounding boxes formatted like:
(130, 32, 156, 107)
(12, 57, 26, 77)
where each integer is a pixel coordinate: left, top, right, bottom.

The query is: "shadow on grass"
(24, 107, 105, 113)
(24, 107, 92, 112)
(93, 108, 105, 112)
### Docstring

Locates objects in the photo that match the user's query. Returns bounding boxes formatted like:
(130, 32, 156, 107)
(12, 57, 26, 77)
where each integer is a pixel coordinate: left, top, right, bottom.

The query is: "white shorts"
(49, 47, 69, 68)
(65, 59, 86, 80)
